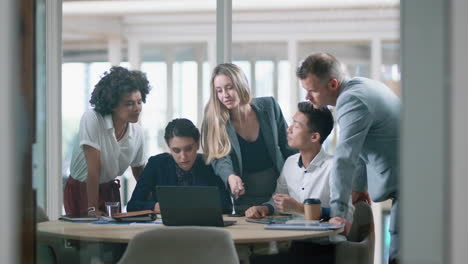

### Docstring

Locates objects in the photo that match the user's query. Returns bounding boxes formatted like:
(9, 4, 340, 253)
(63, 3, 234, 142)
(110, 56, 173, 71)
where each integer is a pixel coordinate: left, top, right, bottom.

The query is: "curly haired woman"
(64, 66, 151, 217)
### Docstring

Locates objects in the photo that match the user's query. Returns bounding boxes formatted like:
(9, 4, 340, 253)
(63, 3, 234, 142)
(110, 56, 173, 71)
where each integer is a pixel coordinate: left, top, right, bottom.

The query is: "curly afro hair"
(89, 66, 151, 115)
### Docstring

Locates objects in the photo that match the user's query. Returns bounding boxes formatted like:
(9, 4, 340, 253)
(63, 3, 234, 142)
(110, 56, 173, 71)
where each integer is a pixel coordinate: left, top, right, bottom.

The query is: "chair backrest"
(36, 206, 49, 223)
(118, 226, 239, 264)
(334, 201, 375, 264)
(347, 201, 374, 242)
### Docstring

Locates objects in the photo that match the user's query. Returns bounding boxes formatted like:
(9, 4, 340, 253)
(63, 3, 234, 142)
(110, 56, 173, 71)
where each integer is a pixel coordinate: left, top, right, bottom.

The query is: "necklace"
(115, 123, 128, 141)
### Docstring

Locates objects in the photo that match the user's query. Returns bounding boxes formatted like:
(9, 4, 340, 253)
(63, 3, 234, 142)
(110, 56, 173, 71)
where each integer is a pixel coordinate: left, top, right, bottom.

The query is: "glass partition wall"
(51, 1, 401, 263)
(231, 3, 400, 264)
(61, 3, 216, 214)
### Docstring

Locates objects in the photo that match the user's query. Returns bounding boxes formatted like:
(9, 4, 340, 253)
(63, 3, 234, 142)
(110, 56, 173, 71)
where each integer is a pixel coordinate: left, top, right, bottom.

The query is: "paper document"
(245, 216, 296, 224)
(264, 223, 344, 231)
(59, 216, 98, 222)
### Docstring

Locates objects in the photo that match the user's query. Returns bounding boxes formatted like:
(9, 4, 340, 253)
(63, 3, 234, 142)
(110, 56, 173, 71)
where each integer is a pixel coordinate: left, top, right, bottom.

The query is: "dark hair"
(164, 118, 200, 145)
(297, 102, 334, 144)
(296, 52, 343, 83)
(89, 66, 151, 115)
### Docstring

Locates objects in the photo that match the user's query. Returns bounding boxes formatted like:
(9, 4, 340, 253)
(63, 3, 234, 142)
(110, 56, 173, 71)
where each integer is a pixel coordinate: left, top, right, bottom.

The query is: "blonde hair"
(201, 63, 252, 164)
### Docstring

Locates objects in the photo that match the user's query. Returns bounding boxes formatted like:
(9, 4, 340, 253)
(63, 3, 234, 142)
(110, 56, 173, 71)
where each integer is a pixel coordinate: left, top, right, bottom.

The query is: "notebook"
(113, 210, 157, 222)
(156, 186, 236, 227)
(59, 215, 98, 222)
(264, 223, 344, 231)
(245, 216, 296, 224)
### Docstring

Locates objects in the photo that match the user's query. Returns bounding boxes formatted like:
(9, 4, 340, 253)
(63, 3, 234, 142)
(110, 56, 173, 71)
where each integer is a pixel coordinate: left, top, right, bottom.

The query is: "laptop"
(156, 186, 236, 227)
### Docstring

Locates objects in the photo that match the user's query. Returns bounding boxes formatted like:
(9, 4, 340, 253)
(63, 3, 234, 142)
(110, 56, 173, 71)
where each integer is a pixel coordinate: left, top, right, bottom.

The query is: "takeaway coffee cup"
(303, 198, 321, 220)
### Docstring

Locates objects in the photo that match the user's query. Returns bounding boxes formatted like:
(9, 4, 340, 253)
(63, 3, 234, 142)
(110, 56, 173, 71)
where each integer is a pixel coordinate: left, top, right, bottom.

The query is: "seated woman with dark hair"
(127, 118, 232, 213)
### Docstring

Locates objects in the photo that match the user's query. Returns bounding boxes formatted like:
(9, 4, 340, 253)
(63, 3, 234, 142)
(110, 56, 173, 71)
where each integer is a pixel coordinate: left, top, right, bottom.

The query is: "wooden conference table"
(38, 215, 339, 244)
(38, 216, 341, 263)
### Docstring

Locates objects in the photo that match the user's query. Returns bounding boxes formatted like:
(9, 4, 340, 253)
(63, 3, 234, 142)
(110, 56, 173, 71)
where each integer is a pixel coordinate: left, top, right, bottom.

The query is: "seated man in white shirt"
(246, 102, 353, 264)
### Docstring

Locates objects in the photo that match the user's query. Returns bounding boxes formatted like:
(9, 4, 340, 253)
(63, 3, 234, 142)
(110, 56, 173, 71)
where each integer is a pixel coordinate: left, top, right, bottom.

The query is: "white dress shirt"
(268, 149, 354, 221)
(70, 109, 146, 183)
(267, 149, 354, 244)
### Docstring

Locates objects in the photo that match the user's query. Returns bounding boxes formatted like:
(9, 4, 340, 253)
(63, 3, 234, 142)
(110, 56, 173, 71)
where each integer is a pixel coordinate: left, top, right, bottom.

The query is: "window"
(47, 1, 401, 263)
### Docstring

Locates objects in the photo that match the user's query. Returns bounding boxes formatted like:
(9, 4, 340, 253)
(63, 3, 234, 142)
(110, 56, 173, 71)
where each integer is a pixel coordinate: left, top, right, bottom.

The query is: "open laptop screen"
(156, 186, 235, 227)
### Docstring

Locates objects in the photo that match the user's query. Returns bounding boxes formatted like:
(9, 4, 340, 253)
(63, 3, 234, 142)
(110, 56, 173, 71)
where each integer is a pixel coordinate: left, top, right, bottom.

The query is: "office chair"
(118, 226, 239, 264)
(36, 207, 85, 264)
(334, 201, 375, 264)
(36, 207, 58, 263)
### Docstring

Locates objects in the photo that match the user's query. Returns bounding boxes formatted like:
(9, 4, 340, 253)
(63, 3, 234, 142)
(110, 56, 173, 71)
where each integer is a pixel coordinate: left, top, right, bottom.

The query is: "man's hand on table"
(245, 206, 269, 218)
(330, 216, 352, 236)
(273, 194, 303, 214)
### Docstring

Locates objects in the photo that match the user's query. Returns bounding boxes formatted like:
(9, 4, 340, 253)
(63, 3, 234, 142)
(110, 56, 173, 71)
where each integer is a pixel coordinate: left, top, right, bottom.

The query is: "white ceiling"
(63, 0, 399, 15)
(62, 0, 400, 64)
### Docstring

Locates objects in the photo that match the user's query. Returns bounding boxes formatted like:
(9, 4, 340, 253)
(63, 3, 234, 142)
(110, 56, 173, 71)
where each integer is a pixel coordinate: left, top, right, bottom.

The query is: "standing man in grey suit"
(296, 53, 400, 264)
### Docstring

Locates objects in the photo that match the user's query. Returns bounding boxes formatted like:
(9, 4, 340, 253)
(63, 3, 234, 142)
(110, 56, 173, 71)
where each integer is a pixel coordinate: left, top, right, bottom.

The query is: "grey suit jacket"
(330, 77, 401, 218)
(211, 97, 297, 185)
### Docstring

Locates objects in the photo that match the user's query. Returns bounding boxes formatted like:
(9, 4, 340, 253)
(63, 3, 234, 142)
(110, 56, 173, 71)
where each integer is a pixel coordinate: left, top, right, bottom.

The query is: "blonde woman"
(202, 63, 297, 214)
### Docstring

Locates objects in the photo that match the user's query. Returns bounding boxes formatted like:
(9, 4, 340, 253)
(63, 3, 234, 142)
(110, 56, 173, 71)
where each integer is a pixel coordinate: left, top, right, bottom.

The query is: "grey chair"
(36, 207, 84, 264)
(36, 206, 50, 223)
(334, 201, 375, 264)
(118, 226, 239, 264)
(36, 207, 57, 263)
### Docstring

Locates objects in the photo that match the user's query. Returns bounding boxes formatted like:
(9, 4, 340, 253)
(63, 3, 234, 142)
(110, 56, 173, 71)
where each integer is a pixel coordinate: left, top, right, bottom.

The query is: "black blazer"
(127, 153, 232, 213)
